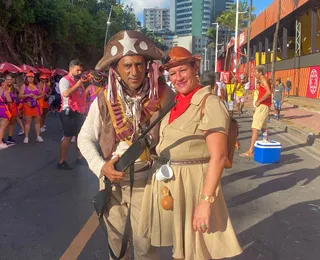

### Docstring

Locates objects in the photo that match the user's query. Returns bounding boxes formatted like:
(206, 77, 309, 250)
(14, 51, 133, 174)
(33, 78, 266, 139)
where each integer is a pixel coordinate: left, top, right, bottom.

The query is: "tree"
(271, 0, 282, 82)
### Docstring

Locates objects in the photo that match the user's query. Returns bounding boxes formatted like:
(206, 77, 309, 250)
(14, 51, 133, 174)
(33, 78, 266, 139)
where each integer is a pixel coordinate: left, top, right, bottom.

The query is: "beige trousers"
(103, 177, 159, 260)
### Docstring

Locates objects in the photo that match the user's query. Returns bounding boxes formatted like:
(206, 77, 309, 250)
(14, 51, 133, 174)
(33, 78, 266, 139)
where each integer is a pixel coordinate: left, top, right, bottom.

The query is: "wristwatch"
(200, 194, 215, 203)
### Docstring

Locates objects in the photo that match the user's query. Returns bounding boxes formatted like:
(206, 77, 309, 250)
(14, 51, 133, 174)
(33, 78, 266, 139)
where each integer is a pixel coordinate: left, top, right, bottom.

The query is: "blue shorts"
(274, 100, 281, 110)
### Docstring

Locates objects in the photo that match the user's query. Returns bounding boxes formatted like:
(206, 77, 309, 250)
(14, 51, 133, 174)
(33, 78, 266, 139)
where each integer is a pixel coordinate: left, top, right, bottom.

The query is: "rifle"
(93, 100, 177, 260)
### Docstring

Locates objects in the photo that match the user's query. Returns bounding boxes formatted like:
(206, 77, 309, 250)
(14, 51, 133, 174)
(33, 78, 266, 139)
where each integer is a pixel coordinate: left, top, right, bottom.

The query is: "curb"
(269, 117, 320, 149)
(244, 108, 320, 149)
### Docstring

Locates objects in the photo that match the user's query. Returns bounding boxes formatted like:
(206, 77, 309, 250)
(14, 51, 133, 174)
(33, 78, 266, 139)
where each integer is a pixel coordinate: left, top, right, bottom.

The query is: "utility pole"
(103, 5, 113, 55)
(246, 0, 252, 76)
(234, 0, 240, 73)
(212, 23, 219, 72)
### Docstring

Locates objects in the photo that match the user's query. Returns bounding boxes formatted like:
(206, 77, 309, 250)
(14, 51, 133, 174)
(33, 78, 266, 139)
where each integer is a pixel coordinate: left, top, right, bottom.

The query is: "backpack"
(201, 94, 239, 169)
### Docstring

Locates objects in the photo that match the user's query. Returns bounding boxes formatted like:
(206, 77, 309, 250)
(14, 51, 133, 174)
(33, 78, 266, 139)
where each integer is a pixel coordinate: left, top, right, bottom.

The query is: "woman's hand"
(192, 200, 212, 233)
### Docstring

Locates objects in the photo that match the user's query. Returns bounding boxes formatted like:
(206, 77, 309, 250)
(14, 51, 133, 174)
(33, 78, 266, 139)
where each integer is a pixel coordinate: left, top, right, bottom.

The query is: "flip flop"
(239, 152, 253, 158)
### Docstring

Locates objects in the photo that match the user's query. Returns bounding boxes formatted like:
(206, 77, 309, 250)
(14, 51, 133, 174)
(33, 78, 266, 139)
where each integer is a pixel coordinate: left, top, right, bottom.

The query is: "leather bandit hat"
(95, 30, 165, 71)
(162, 46, 201, 71)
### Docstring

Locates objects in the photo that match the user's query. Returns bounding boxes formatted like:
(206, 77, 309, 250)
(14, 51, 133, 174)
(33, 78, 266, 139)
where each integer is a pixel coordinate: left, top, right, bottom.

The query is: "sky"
(120, 0, 275, 24)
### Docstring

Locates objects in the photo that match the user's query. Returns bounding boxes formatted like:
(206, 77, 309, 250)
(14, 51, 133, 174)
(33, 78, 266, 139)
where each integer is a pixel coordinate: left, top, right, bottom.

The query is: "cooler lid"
(254, 140, 281, 147)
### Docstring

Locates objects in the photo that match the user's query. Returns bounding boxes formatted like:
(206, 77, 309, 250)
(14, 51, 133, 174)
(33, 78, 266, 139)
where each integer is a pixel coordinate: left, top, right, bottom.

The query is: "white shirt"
(216, 81, 226, 97)
(78, 99, 150, 181)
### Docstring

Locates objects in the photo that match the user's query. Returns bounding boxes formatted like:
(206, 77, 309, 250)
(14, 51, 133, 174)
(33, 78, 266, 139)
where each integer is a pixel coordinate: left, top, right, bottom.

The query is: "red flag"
(306, 66, 320, 99)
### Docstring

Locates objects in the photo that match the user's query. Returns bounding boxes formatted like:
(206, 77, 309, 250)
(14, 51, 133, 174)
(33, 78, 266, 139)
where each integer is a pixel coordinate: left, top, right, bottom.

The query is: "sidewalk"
(244, 95, 320, 148)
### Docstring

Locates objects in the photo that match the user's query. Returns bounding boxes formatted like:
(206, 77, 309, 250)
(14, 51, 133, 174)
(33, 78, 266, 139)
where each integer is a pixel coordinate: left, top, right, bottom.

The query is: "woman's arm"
(4, 90, 12, 103)
(192, 131, 228, 233)
(19, 85, 29, 99)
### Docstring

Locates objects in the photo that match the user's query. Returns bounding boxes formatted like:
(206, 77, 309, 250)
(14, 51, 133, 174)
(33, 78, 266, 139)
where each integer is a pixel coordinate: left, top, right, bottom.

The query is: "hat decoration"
(95, 30, 165, 71)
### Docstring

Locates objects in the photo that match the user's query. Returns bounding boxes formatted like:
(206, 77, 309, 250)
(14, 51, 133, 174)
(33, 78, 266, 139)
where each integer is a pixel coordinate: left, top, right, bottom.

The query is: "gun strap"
(98, 164, 134, 260)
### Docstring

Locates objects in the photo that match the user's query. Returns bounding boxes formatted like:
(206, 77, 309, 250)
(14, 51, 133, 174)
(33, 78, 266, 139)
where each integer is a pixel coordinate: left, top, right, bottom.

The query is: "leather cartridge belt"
(155, 157, 210, 165)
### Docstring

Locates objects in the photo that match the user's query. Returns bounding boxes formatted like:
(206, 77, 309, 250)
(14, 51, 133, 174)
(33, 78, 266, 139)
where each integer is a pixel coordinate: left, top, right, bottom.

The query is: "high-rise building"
(212, 0, 234, 21)
(143, 8, 170, 33)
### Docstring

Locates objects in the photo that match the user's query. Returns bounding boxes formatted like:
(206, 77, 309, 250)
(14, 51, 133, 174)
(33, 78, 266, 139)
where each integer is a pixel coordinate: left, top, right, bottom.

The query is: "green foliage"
(0, 0, 147, 68)
(207, 0, 256, 43)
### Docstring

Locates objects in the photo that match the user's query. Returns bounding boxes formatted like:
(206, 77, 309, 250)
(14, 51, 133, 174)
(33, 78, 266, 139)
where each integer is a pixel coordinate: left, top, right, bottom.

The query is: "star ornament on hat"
(161, 46, 201, 71)
(95, 30, 165, 71)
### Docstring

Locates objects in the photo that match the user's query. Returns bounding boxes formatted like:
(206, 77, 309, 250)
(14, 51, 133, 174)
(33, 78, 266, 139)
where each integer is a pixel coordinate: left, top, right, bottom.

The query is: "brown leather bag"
(201, 94, 239, 169)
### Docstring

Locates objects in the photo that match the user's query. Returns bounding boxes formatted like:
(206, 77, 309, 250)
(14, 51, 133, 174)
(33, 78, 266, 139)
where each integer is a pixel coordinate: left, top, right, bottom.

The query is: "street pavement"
(0, 114, 320, 260)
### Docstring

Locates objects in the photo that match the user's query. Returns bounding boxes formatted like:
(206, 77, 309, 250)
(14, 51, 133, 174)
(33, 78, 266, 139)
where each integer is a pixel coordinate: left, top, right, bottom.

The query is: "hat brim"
(161, 56, 201, 71)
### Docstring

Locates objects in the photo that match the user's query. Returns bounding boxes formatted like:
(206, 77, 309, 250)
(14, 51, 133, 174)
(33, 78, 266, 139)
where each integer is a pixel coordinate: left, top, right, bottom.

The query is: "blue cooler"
(254, 140, 281, 164)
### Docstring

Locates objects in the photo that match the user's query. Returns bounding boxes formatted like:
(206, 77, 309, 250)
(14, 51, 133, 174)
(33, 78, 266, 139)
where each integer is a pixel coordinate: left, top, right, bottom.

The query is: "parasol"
(52, 68, 68, 76)
(0, 62, 22, 73)
(19, 64, 38, 73)
(38, 68, 52, 75)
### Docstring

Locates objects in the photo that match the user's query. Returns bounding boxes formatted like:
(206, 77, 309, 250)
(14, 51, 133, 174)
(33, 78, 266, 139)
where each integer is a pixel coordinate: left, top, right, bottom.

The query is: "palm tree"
(271, 0, 282, 82)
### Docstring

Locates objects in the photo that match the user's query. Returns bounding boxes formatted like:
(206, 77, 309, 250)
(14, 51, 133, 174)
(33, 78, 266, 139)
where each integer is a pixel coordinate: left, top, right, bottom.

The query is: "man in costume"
(78, 30, 175, 259)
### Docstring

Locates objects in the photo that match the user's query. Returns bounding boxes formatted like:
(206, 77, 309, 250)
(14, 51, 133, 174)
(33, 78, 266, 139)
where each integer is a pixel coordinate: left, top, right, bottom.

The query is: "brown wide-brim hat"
(95, 30, 165, 71)
(162, 46, 201, 71)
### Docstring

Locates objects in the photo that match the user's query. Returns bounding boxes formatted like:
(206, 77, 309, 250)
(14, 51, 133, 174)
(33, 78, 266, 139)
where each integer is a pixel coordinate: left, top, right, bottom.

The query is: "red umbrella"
(38, 68, 52, 75)
(0, 62, 22, 73)
(51, 68, 68, 76)
(19, 64, 38, 73)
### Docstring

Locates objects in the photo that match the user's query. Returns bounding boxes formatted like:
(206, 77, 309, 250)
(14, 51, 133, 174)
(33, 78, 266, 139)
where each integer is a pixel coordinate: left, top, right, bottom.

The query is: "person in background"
(19, 72, 44, 144)
(286, 77, 292, 97)
(57, 59, 86, 170)
(39, 74, 51, 133)
(84, 71, 104, 115)
(200, 70, 216, 94)
(226, 77, 235, 117)
(273, 78, 284, 120)
(0, 78, 12, 149)
(215, 72, 226, 101)
(240, 66, 271, 158)
(5, 74, 20, 144)
(235, 74, 246, 116)
(14, 75, 26, 136)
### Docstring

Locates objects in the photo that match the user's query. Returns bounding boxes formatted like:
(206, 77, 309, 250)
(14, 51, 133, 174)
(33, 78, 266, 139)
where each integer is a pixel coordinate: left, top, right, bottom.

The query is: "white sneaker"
(18, 129, 25, 136)
(40, 127, 46, 133)
(36, 136, 44, 143)
(43, 125, 47, 128)
(0, 143, 8, 150)
(23, 137, 29, 144)
(71, 136, 76, 143)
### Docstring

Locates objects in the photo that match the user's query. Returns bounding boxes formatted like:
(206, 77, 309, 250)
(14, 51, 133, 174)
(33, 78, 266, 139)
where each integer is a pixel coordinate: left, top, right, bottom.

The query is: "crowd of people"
(0, 28, 294, 259)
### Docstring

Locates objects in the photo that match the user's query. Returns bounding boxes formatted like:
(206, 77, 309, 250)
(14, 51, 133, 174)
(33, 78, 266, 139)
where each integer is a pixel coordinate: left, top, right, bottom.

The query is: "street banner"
(306, 66, 320, 99)
(220, 71, 230, 83)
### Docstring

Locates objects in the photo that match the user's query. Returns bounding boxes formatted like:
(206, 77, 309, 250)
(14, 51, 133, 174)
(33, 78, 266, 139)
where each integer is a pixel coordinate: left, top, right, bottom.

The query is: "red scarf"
(169, 86, 201, 124)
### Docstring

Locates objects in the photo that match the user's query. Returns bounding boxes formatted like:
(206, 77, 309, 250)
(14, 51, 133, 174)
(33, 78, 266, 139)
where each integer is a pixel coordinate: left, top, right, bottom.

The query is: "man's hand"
(255, 100, 260, 107)
(101, 156, 125, 182)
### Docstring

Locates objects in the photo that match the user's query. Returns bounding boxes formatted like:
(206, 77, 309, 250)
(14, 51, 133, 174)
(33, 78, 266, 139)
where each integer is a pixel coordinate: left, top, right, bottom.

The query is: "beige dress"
(138, 87, 242, 259)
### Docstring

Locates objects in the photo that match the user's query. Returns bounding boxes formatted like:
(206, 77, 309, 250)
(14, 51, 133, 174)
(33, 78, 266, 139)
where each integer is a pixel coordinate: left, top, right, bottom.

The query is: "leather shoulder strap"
(200, 93, 212, 119)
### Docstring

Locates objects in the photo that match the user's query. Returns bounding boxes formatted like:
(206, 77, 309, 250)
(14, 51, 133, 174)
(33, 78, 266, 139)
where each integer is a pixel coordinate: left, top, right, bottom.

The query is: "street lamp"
(103, 5, 113, 54)
(212, 22, 219, 72)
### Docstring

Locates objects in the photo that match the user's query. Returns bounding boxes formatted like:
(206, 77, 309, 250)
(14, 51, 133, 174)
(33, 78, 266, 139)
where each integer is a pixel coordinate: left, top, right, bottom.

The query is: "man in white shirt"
(215, 72, 226, 101)
(78, 30, 174, 259)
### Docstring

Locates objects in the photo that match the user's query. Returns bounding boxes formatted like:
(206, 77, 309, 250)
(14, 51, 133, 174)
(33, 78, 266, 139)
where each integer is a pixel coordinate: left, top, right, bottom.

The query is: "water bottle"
(262, 131, 267, 142)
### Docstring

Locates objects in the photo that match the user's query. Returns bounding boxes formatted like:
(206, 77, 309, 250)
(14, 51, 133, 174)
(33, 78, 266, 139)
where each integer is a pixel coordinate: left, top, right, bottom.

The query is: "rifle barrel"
(139, 100, 177, 139)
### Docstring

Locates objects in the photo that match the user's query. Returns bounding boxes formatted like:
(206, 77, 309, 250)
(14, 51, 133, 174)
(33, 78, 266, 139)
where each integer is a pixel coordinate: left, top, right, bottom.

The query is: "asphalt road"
(0, 114, 319, 260)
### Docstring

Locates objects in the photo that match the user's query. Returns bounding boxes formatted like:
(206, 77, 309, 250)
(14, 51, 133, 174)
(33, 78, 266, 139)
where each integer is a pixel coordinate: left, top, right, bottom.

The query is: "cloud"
(121, 0, 169, 16)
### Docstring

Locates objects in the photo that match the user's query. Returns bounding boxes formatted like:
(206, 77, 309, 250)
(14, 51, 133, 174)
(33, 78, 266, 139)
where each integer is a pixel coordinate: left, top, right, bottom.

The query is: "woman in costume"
(139, 47, 242, 260)
(39, 74, 51, 133)
(0, 78, 12, 149)
(19, 72, 44, 144)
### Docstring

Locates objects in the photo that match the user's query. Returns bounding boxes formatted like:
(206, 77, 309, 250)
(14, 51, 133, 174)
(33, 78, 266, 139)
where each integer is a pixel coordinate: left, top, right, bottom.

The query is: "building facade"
(143, 8, 170, 32)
